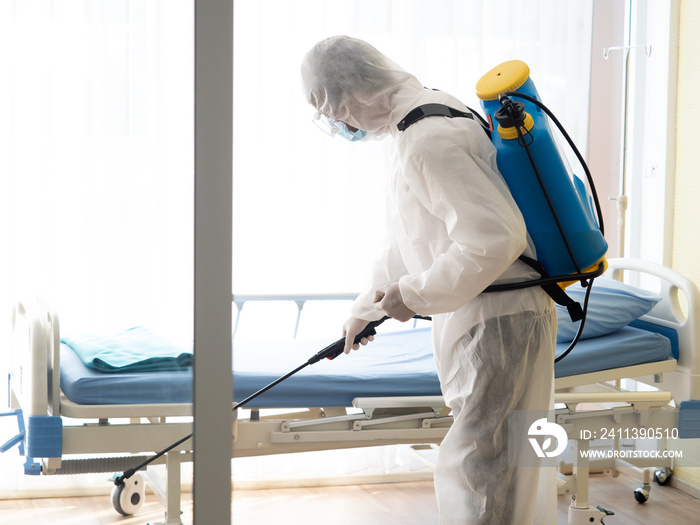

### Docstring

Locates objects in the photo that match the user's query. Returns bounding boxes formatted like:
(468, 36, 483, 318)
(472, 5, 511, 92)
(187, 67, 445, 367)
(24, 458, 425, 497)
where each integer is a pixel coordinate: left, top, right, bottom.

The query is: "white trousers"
(432, 307, 558, 525)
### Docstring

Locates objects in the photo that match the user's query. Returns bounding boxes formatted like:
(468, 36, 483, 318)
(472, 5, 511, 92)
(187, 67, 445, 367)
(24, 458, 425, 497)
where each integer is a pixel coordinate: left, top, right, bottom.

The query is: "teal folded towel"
(61, 327, 193, 373)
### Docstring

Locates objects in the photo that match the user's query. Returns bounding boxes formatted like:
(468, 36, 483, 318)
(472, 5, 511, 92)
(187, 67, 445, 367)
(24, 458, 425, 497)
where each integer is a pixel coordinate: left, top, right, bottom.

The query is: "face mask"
(335, 121, 367, 142)
(312, 113, 367, 142)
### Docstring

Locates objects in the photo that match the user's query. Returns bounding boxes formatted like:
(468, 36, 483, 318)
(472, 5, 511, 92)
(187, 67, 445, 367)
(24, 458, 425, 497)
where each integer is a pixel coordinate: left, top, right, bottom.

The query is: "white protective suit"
(301, 36, 557, 525)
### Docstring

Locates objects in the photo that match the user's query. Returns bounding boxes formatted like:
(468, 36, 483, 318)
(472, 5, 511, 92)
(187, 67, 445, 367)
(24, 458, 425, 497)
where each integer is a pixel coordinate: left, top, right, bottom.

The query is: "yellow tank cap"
(476, 60, 530, 101)
(498, 112, 534, 140)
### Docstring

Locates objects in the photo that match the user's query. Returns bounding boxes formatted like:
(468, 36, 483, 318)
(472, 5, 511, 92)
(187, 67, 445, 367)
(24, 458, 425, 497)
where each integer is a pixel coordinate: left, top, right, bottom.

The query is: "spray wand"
(114, 315, 397, 487)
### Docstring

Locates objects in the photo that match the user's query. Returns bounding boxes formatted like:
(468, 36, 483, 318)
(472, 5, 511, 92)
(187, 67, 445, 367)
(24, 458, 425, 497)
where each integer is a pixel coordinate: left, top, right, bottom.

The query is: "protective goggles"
(312, 112, 366, 142)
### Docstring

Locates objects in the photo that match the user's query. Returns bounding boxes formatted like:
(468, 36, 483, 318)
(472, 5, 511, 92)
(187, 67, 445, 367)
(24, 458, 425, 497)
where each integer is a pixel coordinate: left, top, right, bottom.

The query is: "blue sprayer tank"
(475, 60, 607, 280)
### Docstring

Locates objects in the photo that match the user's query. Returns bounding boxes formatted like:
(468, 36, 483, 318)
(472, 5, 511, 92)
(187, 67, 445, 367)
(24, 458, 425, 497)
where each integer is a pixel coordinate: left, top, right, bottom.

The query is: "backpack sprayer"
(399, 60, 608, 363)
(477, 60, 608, 362)
(476, 60, 608, 281)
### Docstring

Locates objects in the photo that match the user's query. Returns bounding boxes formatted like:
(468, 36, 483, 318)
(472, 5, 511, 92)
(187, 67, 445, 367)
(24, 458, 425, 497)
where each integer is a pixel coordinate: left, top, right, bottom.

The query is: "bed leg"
(147, 452, 184, 525)
(164, 452, 183, 525)
(571, 439, 590, 510)
(567, 439, 614, 524)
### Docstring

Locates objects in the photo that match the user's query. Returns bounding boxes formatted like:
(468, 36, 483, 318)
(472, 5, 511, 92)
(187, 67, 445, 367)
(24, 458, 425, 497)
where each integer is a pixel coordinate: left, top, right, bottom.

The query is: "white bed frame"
(553, 257, 700, 524)
(5, 298, 450, 525)
(4, 257, 699, 525)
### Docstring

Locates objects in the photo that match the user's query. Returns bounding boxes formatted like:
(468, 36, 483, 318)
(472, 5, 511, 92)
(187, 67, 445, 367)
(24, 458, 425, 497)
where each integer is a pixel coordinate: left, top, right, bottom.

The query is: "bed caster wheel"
(111, 472, 145, 516)
(567, 504, 613, 524)
(654, 467, 673, 485)
(634, 482, 651, 504)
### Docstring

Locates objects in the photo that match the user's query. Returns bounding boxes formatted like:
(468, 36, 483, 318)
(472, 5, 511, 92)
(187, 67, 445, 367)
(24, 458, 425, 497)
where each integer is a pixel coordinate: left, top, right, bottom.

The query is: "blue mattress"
(60, 325, 673, 407)
(60, 328, 440, 408)
(554, 325, 672, 378)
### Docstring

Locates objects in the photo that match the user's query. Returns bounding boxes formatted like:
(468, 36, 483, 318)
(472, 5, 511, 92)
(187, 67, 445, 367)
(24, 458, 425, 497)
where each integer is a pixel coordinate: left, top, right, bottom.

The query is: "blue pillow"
(556, 277, 661, 343)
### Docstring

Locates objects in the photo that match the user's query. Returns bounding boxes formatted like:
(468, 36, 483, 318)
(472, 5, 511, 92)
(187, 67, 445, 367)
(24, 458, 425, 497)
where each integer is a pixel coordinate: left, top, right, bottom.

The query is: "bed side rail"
(11, 299, 48, 417)
(232, 293, 358, 340)
(608, 258, 698, 326)
(8, 298, 63, 472)
(606, 257, 700, 399)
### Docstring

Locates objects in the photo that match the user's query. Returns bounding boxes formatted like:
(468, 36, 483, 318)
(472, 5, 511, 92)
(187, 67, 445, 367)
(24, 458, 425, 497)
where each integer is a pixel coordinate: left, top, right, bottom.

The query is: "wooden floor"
(1, 471, 700, 524)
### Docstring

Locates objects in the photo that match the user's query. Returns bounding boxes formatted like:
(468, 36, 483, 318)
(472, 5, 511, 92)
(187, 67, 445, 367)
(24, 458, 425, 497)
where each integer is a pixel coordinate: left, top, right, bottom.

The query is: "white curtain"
(0, 0, 593, 496)
(0, 1, 194, 341)
(0, 0, 193, 495)
(233, 0, 594, 297)
(232, 0, 593, 339)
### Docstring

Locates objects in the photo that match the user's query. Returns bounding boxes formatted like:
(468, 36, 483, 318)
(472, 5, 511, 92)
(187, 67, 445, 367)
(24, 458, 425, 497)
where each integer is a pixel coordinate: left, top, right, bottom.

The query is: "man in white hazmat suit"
(301, 35, 557, 525)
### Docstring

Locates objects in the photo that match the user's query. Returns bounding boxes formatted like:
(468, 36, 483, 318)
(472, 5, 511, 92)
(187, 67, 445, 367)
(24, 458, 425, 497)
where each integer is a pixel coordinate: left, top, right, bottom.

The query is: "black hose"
(555, 279, 595, 363)
(491, 92, 604, 364)
(500, 97, 582, 273)
(502, 91, 605, 237)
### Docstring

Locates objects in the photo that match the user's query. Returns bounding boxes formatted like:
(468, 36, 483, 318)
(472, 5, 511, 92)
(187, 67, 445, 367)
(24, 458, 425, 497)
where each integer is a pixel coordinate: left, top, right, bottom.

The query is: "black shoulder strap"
(398, 104, 585, 322)
(508, 255, 584, 322)
(398, 103, 491, 139)
(398, 104, 472, 131)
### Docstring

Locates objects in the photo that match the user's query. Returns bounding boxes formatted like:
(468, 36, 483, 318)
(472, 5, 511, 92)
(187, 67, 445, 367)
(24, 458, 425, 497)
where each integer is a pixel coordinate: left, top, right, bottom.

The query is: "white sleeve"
(397, 129, 528, 315)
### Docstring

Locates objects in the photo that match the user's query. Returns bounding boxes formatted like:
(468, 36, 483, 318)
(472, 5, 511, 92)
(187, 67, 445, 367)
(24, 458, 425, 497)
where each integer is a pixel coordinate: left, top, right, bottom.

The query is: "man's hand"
(342, 316, 375, 354)
(373, 283, 415, 322)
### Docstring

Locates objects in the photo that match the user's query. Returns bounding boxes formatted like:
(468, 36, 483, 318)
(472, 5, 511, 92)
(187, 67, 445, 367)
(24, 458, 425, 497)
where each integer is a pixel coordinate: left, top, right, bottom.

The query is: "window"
(233, 0, 595, 303)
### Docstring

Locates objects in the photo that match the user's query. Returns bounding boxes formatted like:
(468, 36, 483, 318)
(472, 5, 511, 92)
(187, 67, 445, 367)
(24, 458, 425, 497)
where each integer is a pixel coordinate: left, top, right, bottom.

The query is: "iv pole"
(603, 42, 651, 259)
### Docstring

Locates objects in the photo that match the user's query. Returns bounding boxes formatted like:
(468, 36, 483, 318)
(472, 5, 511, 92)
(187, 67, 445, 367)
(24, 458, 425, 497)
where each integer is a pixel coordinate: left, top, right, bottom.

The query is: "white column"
(194, 0, 233, 523)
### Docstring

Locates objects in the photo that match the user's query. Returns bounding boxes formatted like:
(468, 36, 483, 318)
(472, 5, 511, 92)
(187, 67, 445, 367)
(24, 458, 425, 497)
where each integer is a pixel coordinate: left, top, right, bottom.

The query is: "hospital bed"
(3, 257, 699, 525)
(4, 297, 450, 524)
